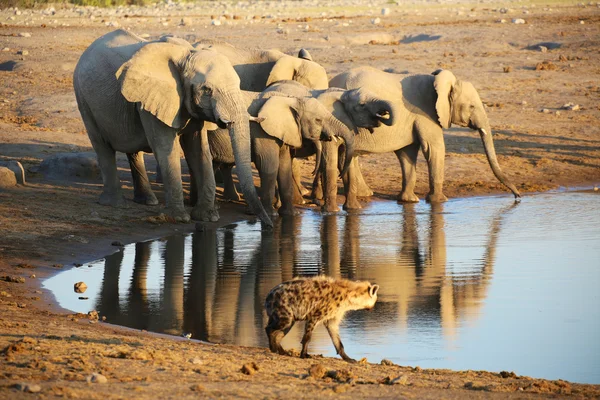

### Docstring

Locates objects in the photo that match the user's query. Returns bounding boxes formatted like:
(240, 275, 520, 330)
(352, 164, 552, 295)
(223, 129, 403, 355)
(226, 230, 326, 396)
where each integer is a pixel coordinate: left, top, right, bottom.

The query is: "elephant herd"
(73, 29, 521, 227)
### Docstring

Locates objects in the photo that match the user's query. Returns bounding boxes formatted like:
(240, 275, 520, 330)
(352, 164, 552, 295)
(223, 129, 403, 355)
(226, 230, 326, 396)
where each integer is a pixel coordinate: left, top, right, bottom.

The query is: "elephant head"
(339, 88, 395, 133)
(116, 43, 272, 226)
(266, 55, 329, 90)
(433, 70, 520, 199)
(257, 95, 355, 175)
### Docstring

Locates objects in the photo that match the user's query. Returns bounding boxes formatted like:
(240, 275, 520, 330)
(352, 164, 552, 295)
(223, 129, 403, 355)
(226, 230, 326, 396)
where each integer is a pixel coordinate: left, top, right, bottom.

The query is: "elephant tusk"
(376, 111, 390, 119)
(480, 128, 488, 136)
(331, 136, 339, 143)
(249, 116, 265, 123)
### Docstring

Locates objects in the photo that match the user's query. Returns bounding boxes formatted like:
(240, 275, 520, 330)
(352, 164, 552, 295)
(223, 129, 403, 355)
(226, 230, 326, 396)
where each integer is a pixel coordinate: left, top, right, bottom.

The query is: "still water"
(44, 192, 600, 384)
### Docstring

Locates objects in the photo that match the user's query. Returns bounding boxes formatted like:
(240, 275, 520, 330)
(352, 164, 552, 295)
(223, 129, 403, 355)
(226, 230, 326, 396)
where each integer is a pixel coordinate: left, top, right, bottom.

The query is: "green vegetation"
(1, 0, 151, 8)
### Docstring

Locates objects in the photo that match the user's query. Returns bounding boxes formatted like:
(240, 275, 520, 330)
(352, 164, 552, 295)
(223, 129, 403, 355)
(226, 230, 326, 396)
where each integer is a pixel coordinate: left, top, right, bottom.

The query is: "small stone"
(512, 18, 526, 24)
(29, 274, 36, 279)
(190, 384, 205, 391)
(371, 17, 381, 24)
(190, 357, 203, 365)
(1, 47, 10, 52)
(2, 275, 25, 283)
(86, 373, 107, 384)
(308, 364, 327, 379)
(381, 8, 391, 16)
(240, 362, 259, 375)
(521, 100, 528, 105)
(380, 359, 396, 366)
(17, 50, 28, 56)
(18, 32, 32, 37)
(580, 20, 585, 24)
(561, 102, 580, 111)
(74, 282, 88, 293)
(211, 19, 221, 26)
(538, 46, 547, 53)
(14, 383, 41, 393)
(541, 108, 551, 113)
(326, 369, 356, 383)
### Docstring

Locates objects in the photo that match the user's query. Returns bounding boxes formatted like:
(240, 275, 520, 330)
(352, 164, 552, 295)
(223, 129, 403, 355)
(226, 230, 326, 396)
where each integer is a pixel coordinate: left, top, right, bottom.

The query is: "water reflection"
(86, 201, 515, 347)
(43, 194, 600, 383)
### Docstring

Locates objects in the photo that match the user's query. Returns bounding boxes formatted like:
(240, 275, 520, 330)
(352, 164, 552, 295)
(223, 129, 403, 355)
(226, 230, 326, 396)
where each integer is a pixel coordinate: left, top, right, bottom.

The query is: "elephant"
(320, 67, 521, 212)
(207, 82, 356, 216)
(188, 40, 329, 207)
(73, 29, 271, 225)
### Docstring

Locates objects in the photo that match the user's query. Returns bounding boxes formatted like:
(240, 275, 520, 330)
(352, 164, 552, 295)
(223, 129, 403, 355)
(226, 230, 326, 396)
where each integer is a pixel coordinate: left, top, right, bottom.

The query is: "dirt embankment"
(1, 0, 599, 398)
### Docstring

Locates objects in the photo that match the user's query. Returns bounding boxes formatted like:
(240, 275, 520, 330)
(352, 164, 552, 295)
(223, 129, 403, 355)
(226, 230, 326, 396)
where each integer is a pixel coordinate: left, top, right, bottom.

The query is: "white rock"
(211, 19, 221, 26)
(539, 46, 547, 52)
(580, 20, 585, 24)
(1, 47, 10, 52)
(512, 18, 526, 24)
(18, 32, 32, 37)
(17, 50, 28, 56)
(371, 17, 381, 24)
(381, 8, 391, 16)
(86, 373, 107, 384)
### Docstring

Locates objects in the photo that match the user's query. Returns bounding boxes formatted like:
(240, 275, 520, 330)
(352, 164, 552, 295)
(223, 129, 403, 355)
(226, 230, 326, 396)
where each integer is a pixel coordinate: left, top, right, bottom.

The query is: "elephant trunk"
(478, 127, 521, 199)
(325, 115, 355, 177)
(217, 94, 273, 227)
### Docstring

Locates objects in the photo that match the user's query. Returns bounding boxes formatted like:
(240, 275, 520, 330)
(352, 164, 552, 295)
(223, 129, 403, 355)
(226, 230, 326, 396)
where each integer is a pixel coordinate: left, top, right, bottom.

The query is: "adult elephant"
(208, 82, 356, 216)
(73, 29, 271, 226)
(323, 67, 521, 211)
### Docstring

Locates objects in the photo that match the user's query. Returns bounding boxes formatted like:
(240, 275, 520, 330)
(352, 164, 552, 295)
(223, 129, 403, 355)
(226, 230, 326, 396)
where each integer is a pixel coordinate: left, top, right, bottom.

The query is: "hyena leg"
(324, 318, 356, 363)
(300, 319, 318, 359)
(266, 315, 294, 355)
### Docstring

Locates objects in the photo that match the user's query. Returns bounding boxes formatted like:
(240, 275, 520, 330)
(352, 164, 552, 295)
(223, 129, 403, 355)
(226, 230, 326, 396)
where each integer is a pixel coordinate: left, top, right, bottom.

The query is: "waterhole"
(44, 192, 600, 383)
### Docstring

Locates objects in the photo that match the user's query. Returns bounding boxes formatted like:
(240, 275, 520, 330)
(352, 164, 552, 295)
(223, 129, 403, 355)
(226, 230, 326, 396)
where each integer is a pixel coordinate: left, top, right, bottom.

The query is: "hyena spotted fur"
(264, 276, 379, 362)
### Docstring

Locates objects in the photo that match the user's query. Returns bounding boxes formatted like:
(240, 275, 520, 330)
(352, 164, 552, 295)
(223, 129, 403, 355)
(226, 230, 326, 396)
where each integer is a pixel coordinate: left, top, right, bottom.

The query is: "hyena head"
(349, 282, 379, 310)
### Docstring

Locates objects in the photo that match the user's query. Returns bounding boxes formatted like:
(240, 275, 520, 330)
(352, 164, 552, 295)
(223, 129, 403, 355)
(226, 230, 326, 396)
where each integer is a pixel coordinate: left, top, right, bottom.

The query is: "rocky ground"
(1, 0, 599, 398)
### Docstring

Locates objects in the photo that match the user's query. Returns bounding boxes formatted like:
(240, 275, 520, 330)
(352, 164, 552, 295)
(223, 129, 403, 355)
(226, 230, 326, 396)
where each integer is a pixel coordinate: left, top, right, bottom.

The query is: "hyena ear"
(369, 284, 379, 298)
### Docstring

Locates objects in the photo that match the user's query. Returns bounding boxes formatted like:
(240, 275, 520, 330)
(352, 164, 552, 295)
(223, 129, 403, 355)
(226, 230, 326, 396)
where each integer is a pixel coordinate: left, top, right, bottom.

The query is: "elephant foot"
(278, 205, 298, 216)
(321, 202, 340, 213)
(133, 193, 159, 206)
(343, 197, 363, 211)
(398, 191, 420, 203)
(356, 185, 373, 198)
(99, 191, 126, 207)
(311, 197, 324, 207)
(166, 208, 191, 223)
(426, 192, 448, 203)
(191, 206, 219, 222)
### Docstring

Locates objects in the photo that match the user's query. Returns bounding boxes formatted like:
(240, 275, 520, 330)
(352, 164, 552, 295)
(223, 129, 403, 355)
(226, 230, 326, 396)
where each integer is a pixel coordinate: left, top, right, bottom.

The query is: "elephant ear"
(257, 96, 302, 148)
(266, 56, 301, 87)
(116, 42, 190, 129)
(433, 70, 457, 129)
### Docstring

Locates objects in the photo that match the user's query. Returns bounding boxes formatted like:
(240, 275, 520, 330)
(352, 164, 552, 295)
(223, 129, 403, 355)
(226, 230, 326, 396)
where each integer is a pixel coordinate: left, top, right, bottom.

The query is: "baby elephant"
(265, 276, 379, 362)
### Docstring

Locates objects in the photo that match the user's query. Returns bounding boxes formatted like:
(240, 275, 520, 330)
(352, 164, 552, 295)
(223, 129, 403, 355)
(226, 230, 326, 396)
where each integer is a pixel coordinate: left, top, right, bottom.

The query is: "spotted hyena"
(264, 276, 379, 362)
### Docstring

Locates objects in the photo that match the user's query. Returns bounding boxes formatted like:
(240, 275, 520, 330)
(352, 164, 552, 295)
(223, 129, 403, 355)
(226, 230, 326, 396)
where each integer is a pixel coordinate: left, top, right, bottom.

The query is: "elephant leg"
(127, 152, 159, 206)
(79, 105, 124, 207)
(342, 155, 362, 211)
(220, 164, 241, 202)
(154, 163, 163, 184)
(321, 141, 340, 213)
(189, 127, 219, 221)
(254, 139, 279, 217)
(277, 146, 297, 216)
(139, 110, 189, 222)
(291, 158, 307, 205)
(396, 142, 420, 203)
(311, 171, 324, 206)
(354, 158, 373, 197)
(421, 135, 448, 203)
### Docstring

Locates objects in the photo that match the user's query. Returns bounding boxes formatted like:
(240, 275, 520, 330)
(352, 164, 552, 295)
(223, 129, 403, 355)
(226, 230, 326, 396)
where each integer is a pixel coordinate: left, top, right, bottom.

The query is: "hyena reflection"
(264, 276, 379, 362)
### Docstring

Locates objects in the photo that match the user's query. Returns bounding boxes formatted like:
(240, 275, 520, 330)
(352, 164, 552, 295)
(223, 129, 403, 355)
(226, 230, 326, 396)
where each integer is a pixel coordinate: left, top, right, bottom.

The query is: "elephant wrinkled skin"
(73, 29, 271, 226)
(324, 67, 521, 211)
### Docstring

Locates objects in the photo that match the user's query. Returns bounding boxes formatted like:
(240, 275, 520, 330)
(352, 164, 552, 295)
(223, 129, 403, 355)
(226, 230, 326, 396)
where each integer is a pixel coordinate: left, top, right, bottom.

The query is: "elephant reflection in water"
(95, 237, 186, 334)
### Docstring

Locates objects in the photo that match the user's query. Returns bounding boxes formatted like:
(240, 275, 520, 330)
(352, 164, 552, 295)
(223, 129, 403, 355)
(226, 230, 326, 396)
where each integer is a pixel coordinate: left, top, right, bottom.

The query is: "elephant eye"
(201, 86, 213, 95)
(315, 118, 323, 124)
